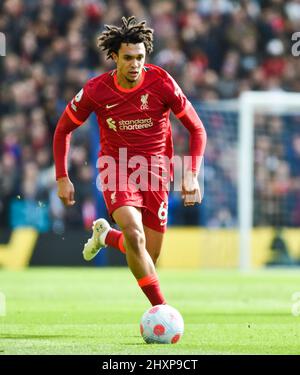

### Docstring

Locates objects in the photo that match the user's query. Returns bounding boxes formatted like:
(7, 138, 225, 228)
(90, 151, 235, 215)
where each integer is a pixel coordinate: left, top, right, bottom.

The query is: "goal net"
(190, 92, 300, 270)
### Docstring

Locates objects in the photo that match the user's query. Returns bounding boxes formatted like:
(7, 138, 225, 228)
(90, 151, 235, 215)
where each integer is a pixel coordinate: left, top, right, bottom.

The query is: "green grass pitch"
(0, 267, 300, 354)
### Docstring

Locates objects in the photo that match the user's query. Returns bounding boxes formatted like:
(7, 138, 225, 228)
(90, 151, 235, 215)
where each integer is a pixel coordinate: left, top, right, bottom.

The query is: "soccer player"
(53, 16, 207, 306)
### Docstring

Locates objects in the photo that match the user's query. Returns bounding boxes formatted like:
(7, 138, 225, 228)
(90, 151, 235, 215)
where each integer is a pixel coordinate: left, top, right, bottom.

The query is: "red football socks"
(138, 274, 166, 306)
(105, 228, 126, 254)
(105, 230, 166, 306)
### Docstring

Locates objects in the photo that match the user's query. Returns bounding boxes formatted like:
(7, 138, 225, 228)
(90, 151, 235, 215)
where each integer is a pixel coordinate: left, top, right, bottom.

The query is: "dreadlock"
(97, 16, 154, 59)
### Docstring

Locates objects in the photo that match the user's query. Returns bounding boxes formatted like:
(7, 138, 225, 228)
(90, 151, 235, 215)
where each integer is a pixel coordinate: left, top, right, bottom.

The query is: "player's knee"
(123, 226, 145, 252)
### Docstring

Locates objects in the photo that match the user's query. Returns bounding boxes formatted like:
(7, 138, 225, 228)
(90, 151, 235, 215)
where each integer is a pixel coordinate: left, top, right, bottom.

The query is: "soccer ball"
(140, 304, 184, 344)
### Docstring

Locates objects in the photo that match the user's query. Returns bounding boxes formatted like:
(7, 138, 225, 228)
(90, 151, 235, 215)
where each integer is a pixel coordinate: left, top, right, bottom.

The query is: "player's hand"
(57, 177, 76, 206)
(182, 170, 202, 206)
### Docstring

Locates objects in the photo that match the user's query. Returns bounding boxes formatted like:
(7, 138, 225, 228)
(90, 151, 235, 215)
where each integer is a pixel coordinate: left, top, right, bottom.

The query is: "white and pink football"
(140, 304, 184, 344)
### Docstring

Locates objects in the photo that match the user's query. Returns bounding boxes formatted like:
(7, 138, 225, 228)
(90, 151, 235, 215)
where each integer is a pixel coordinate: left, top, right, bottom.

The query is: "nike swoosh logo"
(106, 103, 119, 109)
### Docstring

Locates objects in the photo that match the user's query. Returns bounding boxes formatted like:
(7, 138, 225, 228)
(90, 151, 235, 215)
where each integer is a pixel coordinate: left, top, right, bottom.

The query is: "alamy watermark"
(95, 148, 204, 195)
(291, 292, 300, 317)
(0, 292, 6, 316)
(291, 32, 300, 57)
(0, 32, 6, 56)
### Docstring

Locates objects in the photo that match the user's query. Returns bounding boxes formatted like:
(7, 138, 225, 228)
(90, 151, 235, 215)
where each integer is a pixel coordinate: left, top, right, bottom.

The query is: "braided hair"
(97, 16, 154, 59)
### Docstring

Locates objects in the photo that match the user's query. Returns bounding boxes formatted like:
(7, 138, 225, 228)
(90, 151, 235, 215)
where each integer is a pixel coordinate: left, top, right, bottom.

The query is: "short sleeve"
(163, 73, 188, 117)
(65, 82, 95, 125)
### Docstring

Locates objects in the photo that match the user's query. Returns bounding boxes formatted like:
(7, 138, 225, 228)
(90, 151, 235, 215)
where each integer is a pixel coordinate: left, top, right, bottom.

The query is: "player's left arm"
(164, 73, 207, 206)
(176, 103, 207, 206)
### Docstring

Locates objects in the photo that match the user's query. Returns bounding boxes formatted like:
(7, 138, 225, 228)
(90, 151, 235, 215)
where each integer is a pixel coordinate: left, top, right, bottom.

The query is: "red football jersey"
(65, 64, 188, 165)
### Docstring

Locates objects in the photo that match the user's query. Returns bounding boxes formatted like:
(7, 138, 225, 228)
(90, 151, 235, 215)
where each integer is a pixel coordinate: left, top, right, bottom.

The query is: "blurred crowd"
(0, 0, 300, 232)
(254, 113, 300, 227)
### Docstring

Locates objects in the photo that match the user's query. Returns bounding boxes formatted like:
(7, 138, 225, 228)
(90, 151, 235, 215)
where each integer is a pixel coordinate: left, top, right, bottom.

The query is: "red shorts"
(99, 165, 169, 233)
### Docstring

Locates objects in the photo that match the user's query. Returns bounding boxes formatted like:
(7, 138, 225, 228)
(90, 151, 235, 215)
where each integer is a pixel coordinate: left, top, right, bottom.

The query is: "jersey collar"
(113, 69, 145, 93)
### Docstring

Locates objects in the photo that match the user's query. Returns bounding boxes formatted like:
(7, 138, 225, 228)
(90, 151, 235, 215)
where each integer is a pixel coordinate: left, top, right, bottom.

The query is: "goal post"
(187, 92, 300, 270)
(238, 91, 300, 271)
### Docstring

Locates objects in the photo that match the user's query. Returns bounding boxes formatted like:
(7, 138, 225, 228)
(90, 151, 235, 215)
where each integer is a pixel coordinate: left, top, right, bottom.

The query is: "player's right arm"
(53, 85, 95, 206)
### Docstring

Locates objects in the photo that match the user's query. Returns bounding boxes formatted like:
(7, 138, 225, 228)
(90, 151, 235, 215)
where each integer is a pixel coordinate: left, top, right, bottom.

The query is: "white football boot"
(82, 218, 111, 261)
